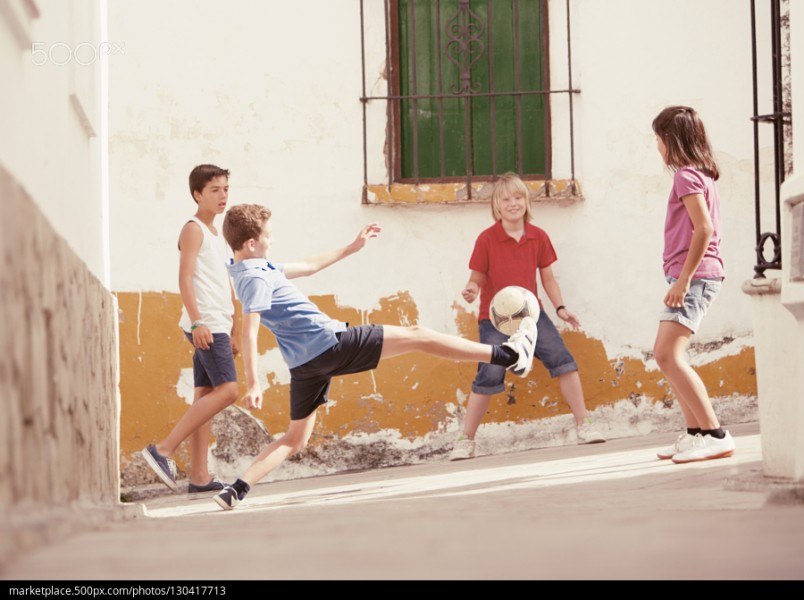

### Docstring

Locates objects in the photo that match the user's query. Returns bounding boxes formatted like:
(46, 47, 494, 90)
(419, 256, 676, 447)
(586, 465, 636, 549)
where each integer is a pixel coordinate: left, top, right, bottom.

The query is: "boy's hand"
(349, 223, 382, 253)
(192, 324, 213, 350)
(462, 281, 480, 303)
(242, 385, 263, 411)
(557, 307, 582, 329)
(230, 335, 240, 356)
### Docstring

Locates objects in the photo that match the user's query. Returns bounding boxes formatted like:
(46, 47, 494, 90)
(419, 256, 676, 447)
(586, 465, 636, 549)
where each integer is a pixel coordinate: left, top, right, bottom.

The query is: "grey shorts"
(472, 311, 577, 396)
(660, 276, 723, 333)
(184, 332, 237, 388)
(289, 324, 384, 421)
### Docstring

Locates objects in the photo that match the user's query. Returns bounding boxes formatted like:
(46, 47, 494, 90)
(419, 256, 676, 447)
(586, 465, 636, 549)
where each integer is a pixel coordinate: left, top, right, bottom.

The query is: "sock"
(702, 427, 725, 439)
(491, 344, 518, 368)
(232, 478, 251, 500)
(686, 427, 702, 436)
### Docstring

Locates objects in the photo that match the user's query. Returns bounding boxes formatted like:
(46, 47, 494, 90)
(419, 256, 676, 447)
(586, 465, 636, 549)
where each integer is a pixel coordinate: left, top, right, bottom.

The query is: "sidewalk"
(3, 421, 804, 580)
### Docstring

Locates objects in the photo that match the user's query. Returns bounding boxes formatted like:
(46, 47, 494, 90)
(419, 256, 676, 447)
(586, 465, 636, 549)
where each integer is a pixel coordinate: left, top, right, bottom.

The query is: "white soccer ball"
(489, 286, 541, 336)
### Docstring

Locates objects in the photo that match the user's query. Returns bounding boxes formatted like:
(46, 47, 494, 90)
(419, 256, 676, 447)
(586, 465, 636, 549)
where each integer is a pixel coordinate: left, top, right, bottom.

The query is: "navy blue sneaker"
(214, 485, 242, 511)
(141, 445, 178, 492)
(187, 476, 225, 500)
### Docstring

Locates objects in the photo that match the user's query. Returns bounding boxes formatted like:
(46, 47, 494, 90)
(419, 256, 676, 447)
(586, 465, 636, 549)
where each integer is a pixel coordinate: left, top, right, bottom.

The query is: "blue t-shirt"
(227, 259, 346, 369)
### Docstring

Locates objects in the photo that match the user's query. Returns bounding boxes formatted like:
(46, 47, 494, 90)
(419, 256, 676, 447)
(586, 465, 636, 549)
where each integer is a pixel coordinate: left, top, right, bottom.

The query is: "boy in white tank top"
(141, 164, 239, 497)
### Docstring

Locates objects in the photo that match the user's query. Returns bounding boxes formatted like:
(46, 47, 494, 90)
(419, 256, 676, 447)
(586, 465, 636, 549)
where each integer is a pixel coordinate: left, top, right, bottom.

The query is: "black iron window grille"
(359, 0, 579, 202)
(750, 0, 792, 277)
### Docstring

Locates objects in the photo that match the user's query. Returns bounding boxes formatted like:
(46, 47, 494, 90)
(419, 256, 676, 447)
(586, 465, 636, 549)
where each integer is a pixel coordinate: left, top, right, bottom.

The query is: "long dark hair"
(652, 106, 720, 180)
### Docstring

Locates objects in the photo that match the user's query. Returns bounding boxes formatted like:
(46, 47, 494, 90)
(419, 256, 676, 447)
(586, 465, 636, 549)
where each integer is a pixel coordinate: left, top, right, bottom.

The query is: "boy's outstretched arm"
(283, 223, 381, 279)
(240, 312, 263, 410)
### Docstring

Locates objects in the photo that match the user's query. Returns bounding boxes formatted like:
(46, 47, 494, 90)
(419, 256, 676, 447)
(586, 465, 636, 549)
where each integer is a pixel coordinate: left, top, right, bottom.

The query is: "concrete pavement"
(2, 421, 804, 580)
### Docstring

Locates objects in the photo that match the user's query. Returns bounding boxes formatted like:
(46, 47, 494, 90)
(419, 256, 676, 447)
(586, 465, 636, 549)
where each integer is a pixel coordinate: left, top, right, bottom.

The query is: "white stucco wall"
(109, 0, 774, 361)
(0, 0, 107, 284)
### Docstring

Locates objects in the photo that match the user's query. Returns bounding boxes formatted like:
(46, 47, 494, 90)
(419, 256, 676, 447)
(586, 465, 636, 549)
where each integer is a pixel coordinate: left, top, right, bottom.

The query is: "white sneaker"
(576, 419, 605, 444)
(449, 436, 476, 461)
(503, 316, 538, 377)
(671, 431, 736, 464)
(656, 432, 695, 460)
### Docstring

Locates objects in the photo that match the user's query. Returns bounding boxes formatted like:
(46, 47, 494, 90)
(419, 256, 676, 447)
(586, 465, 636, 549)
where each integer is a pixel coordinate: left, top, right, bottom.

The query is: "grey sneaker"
(141, 445, 178, 492)
(187, 476, 225, 500)
(656, 432, 695, 460)
(449, 436, 476, 461)
(576, 419, 605, 444)
(503, 316, 538, 377)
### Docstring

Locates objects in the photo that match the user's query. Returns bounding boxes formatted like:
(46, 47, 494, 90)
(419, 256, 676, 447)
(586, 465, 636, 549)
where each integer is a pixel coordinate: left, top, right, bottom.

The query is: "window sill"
(363, 180, 584, 206)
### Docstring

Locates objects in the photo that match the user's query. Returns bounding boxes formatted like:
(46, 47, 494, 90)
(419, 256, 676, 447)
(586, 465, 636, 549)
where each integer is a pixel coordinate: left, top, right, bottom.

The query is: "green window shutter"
(397, 0, 546, 180)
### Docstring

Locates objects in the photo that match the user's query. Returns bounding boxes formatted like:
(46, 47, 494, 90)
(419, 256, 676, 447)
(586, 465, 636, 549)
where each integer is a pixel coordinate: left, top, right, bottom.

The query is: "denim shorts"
(184, 332, 237, 388)
(659, 276, 723, 333)
(472, 311, 577, 395)
(289, 324, 384, 421)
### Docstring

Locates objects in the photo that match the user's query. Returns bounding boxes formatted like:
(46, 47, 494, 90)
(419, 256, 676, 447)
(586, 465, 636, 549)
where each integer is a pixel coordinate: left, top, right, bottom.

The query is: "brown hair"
(490, 172, 533, 222)
(652, 106, 720, 180)
(189, 164, 230, 202)
(223, 203, 272, 252)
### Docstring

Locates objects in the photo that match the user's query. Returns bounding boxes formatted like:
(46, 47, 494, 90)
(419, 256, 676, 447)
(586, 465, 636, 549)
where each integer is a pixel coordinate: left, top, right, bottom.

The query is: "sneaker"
(656, 432, 695, 460)
(576, 419, 605, 444)
(671, 431, 736, 464)
(141, 445, 178, 492)
(504, 316, 538, 377)
(449, 436, 476, 461)
(187, 476, 226, 500)
(214, 485, 242, 511)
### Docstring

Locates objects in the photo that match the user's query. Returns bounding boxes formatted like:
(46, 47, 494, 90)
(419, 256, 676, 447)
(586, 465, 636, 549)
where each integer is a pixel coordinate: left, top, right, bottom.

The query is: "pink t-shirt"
(662, 166, 725, 280)
(469, 220, 557, 321)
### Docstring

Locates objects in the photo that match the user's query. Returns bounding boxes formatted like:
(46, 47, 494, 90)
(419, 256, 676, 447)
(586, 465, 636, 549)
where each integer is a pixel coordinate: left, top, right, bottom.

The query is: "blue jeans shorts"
(660, 276, 723, 333)
(184, 332, 237, 388)
(472, 311, 577, 395)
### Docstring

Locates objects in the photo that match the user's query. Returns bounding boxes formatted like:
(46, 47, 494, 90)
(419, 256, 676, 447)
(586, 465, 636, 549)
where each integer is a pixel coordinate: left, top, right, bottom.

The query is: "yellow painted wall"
(117, 290, 757, 487)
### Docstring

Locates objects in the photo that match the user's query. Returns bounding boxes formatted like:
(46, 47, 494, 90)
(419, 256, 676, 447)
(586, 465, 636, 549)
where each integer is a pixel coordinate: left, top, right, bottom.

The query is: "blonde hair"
(490, 172, 533, 222)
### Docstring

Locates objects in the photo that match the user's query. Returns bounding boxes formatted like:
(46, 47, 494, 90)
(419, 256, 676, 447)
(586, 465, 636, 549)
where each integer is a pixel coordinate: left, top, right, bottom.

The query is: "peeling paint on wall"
(116, 290, 758, 489)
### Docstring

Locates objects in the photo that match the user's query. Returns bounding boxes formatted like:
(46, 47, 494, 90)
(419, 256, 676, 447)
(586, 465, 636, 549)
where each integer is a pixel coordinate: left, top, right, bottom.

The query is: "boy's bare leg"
(380, 325, 493, 362)
(240, 412, 318, 487)
(155, 381, 238, 458)
(187, 387, 214, 485)
(557, 371, 589, 426)
(460, 392, 492, 439)
(653, 321, 719, 430)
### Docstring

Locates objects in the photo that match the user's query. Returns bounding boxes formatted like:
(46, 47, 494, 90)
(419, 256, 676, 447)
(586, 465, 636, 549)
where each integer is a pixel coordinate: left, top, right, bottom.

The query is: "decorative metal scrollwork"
(444, 0, 486, 95)
(754, 231, 782, 278)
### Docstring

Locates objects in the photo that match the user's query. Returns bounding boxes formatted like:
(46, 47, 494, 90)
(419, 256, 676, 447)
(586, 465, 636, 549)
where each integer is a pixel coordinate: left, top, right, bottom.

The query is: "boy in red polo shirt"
(449, 172, 605, 461)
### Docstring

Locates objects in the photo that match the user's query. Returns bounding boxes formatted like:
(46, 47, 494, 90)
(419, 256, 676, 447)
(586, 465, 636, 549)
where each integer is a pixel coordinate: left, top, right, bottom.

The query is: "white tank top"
(178, 217, 234, 335)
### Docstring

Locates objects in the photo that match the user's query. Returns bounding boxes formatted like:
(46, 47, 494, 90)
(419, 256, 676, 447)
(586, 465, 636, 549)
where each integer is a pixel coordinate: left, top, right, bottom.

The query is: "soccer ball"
(489, 286, 541, 336)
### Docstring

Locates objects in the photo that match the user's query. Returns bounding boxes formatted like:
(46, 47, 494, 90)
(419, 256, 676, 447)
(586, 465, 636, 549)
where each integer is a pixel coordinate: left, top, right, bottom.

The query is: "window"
(360, 0, 579, 204)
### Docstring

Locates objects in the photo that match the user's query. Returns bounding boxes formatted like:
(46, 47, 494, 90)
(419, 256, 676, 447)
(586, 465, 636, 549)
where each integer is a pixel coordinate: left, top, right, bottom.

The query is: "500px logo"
(31, 42, 125, 66)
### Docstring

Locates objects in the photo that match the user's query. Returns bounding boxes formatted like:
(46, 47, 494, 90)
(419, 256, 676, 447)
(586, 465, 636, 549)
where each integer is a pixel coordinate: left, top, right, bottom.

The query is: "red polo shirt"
(469, 220, 557, 320)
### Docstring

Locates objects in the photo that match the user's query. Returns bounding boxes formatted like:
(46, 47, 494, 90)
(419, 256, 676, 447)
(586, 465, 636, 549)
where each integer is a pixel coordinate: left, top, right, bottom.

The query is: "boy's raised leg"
(378, 317, 537, 377)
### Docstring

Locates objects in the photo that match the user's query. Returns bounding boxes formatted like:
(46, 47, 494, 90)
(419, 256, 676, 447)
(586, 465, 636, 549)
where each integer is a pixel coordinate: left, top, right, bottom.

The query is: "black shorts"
(289, 324, 384, 420)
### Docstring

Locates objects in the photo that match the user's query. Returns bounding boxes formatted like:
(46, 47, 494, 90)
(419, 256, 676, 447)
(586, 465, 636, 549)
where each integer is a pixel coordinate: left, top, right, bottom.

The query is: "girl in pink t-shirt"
(651, 106, 734, 464)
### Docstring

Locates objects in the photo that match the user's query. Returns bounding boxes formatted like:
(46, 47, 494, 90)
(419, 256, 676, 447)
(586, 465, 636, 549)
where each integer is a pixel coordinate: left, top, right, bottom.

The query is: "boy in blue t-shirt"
(213, 203, 539, 510)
